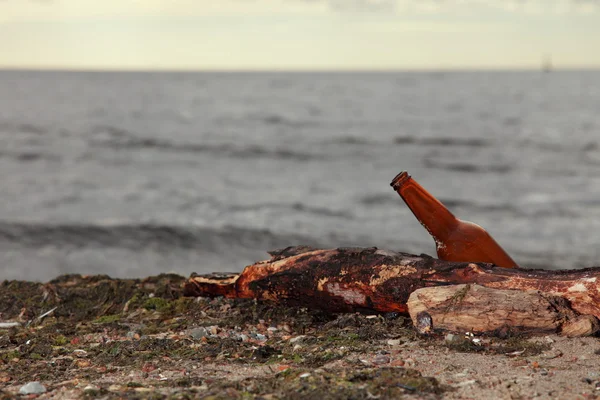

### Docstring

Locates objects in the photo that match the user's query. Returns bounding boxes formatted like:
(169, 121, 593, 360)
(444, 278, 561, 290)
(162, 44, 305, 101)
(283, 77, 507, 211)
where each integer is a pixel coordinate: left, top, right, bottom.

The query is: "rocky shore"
(1, 274, 600, 399)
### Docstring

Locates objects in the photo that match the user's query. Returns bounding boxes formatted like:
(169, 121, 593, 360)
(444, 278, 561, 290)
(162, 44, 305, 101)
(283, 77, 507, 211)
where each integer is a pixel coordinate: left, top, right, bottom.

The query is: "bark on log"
(407, 284, 599, 336)
(183, 246, 600, 332)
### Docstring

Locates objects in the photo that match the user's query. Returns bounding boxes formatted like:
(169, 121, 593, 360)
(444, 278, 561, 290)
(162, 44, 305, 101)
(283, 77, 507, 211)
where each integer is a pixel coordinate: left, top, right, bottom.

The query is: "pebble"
(456, 379, 478, 387)
(73, 349, 88, 358)
(190, 327, 209, 339)
(126, 331, 141, 340)
(588, 372, 600, 380)
(267, 327, 278, 332)
(19, 382, 46, 395)
(299, 373, 311, 379)
(373, 354, 390, 365)
(0, 322, 20, 329)
(445, 334, 458, 343)
(293, 344, 302, 352)
(290, 335, 306, 344)
(255, 334, 267, 341)
(415, 312, 433, 335)
(387, 339, 401, 346)
(83, 385, 100, 392)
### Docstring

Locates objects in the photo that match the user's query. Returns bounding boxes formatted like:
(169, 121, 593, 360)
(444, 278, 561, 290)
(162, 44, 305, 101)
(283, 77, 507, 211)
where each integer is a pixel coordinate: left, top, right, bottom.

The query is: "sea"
(1, 70, 599, 281)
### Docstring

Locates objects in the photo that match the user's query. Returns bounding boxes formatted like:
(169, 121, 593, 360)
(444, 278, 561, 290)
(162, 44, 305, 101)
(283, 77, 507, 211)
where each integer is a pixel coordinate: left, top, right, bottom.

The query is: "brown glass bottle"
(390, 171, 518, 269)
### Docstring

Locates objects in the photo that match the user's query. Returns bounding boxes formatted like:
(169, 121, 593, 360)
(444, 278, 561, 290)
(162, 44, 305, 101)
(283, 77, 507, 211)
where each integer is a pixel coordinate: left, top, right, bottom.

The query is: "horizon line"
(1, 66, 600, 73)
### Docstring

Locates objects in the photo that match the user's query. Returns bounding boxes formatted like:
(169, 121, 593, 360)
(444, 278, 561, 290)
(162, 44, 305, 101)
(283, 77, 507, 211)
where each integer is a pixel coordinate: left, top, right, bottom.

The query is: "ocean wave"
(423, 158, 512, 174)
(359, 193, 399, 207)
(0, 122, 46, 135)
(0, 222, 322, 252)
(323, 136, 375, 146)
(229, 202, 352, 219)
(0, 151, 59, 163)
(394, 136, 489, 147)
(90, 126, 322, 161)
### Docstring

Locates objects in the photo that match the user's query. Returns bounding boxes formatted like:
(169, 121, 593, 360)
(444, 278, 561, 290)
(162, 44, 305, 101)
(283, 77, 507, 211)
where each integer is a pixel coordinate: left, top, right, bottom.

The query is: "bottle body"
(391, 171, 518, 269)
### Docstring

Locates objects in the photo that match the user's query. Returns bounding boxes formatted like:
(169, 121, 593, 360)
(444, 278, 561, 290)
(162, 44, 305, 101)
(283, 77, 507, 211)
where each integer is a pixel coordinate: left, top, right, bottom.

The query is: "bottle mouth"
(390, 171, 411, 190)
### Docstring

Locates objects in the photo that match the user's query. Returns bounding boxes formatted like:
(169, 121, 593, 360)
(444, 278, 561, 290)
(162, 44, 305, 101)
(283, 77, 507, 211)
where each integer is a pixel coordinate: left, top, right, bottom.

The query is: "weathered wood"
(407, 284, 599, 337)
(183, 246, 600, 325)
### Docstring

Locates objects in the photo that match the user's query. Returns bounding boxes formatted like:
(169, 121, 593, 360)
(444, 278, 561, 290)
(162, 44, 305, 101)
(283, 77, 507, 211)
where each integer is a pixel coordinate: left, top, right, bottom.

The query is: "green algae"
(0, 273, 452, 399)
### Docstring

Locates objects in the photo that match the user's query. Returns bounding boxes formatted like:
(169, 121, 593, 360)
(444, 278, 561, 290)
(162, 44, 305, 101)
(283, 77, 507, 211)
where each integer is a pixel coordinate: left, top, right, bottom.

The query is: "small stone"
(255, 334, 267, 341)
(415, 312, 433, 335)
(373, 354, 390, 365)
(456, 379, 478, 387)
(239, 334, 249, 342)
(293, 344, 302, 352)
(299, 373, 311, 379)
(267, 327, 278, 332)
(73, 349, 88, 358)
(76, 360, 91, 368)
(209, 326, 219, 335)
(445, 334, 457, 343)
(0, 322, 20, 329)
(387, 339, 401, 346)
(290, 335, 306, 344)
(108, 384, 122, 391)
(190, 328, 209, 339)
(19, 382, 46, 395)
(84, 385, 100, 392)
(540, 369, 549, 376)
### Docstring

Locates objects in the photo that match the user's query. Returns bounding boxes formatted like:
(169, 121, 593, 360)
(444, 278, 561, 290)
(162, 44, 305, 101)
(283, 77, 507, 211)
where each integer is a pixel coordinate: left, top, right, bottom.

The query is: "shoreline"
(0, 274, 599, 399)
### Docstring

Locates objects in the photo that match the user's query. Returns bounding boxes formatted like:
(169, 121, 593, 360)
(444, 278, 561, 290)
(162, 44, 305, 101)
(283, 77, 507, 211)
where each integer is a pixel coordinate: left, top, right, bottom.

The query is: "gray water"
(1, 70, 599, 281)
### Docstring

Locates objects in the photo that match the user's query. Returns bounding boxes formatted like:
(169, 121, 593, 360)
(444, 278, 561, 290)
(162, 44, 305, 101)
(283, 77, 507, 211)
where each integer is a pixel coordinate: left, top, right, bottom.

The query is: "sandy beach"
(1, 274, 599, 399)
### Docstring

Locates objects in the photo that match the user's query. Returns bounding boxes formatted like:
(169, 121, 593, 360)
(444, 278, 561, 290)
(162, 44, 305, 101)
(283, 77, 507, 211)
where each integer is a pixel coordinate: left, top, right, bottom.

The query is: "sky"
(0, 0, 599, 70)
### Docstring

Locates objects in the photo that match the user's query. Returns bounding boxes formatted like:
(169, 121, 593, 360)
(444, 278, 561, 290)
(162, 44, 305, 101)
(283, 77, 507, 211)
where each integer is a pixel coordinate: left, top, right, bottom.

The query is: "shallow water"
(1, 70, 599, 280)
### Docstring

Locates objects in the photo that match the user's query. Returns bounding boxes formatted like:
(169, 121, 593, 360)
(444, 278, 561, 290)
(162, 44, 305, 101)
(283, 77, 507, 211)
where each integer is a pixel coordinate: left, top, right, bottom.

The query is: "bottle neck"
(391, 172, 459, 241)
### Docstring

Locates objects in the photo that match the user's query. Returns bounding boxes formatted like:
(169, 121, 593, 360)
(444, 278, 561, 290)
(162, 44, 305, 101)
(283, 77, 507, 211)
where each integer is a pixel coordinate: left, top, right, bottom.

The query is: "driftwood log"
(184, 246, 600, 336)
